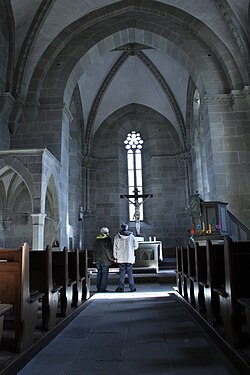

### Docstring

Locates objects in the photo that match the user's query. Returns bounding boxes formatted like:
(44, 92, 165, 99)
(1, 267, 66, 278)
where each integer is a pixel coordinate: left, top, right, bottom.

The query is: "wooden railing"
(227, 211, 250, 241)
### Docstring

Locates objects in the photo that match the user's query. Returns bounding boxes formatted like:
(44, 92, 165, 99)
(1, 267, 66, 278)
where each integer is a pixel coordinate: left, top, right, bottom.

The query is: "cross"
(120, 188, 153, 236)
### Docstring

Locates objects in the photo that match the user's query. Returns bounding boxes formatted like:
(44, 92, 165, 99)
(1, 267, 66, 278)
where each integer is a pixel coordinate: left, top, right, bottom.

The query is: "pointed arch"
(26, 1, 244, 107)
(44, 173, 60, 247)
(0, 159, 35, 210)
(0, 165, 33, 247)
(0, 0, 15, 93)
(45, 174, 59, 221)
(85, 46, 186, 155)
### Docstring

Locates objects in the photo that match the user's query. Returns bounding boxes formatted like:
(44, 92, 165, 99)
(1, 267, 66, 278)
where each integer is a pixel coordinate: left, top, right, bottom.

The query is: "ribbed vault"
(27, 1, 243, 106)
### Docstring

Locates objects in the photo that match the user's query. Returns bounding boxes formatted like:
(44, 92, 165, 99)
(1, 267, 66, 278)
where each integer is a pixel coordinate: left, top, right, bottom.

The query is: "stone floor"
(15, 283, 246, 375)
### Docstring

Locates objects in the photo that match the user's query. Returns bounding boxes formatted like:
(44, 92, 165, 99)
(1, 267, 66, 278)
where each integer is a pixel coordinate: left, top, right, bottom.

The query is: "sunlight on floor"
(91, 290, 176, 300)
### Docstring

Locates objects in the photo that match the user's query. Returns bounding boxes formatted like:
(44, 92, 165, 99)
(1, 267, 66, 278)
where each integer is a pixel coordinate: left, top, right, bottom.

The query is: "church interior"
(0, 0, 250, 374)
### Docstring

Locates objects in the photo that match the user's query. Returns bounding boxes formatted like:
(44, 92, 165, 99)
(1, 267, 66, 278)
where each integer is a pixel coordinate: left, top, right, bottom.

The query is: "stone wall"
(200, 91, 250, 227)
(84, 112, 190, 250)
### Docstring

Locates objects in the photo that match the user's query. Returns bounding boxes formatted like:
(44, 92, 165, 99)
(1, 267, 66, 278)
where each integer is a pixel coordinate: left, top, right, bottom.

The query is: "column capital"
(30, 213, 47, 225)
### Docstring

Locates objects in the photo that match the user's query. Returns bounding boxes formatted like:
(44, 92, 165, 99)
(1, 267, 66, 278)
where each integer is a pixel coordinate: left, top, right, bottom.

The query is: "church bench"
(214, 237, 250, 348)
(175, 246, 182, 295)
(186, 245, 196, 307)
(193, 243, 207, 315)
(0, 243, 44, 352)
(0, 304, 12, 344)
(180, 246, 188, 300)
(29, 245, 62, 330)
(79, 250, 90, 300)
(68, 249, 82, 307)
(203, 240, 224, 326)
(238, 298, 250, 340)
(52, 248, 75, 317)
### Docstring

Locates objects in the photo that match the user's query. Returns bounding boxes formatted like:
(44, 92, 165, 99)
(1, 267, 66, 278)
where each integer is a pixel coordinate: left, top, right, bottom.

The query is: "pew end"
(0, 243, 43, 352)
(215, 237, 250, 348)
(204, 240, 225, 326)
(194, 243, 207, 315)
(238, 298, 250, 341)
(0, 304, 12, 344)
(68, 249, 82, 307)
(30, 246, 61, 331)
(52, 248, 73, 317)
(79, 250, 91, 301)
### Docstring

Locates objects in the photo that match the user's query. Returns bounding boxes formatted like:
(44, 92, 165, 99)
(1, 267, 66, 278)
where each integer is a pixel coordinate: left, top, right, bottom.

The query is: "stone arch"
(26, 2, 244, 108)
(68, 86, 84, 233)
(92, 103, 182, 159)
(84, 48, 186, 155)
(0, 0, 15, 93)
(87, 102, 190, 244)
(38, 30, 230, 105)
(0, 165, 33, 247)
(248, 3, 250, 41)
(41, 167, 60, 216)
(13, 0, 55, 97)
(0, 179, 6, 207)
(45, 174, 59, 220)
(185, 78, 198, 150)
(0, 157, 35, 209)
(43, 173, 60, 248)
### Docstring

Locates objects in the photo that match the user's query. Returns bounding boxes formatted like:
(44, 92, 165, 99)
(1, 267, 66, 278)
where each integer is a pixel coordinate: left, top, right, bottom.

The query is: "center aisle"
(18, 284, 240, 375)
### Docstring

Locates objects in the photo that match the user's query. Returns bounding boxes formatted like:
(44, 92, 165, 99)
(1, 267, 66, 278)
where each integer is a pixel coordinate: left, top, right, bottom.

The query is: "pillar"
(31, 213, 47, 250)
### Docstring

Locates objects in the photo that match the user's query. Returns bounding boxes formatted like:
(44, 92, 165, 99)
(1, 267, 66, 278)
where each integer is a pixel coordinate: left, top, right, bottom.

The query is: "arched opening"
(44, 175, 60, 248)
(0, 167, 32, 248)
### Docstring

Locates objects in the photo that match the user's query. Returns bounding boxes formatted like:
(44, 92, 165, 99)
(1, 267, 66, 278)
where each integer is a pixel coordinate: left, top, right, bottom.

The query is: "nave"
(14, 284, 245, 375)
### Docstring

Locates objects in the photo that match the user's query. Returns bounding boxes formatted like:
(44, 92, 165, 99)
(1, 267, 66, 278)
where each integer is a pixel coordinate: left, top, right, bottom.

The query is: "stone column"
(31, 213, 47, 250)
(31, 100, 73, 249)
(59, 105, 73, 248)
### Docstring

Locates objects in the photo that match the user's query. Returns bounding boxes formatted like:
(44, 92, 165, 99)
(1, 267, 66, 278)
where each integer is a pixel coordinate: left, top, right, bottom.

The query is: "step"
(159, 258, 176, 270)
(89, 268, 176, 285)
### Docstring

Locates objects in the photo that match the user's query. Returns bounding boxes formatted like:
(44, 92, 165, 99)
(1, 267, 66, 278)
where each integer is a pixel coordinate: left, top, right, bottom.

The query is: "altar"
(135, 241, 163, 273)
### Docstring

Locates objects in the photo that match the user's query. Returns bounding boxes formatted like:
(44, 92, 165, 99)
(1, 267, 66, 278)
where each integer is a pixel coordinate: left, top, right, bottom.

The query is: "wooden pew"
(79, 249, 90, 300)
(194, 242, 207, 315)
(187, 245, 196, 307)
(175, 246, 182, 295)
(214, 237, 250, 347)
(0, 243, 43, 352)
(0, 304, 12, 344)
(68, 249, 82, 307)
(238, 299, 250, 343)
(180, 246, 188, 301)
(29, 246, 62, 330)
(52, 248, 75, 317)
(204, 240, 224, 326)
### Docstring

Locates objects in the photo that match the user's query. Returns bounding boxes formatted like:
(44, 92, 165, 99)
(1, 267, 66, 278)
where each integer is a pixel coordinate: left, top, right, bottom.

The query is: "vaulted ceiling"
(3, 0, 250, 154)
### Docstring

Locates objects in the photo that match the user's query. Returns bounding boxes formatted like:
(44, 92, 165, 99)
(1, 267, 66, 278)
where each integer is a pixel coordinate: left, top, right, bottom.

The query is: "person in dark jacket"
(93, 227, 113, 292)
